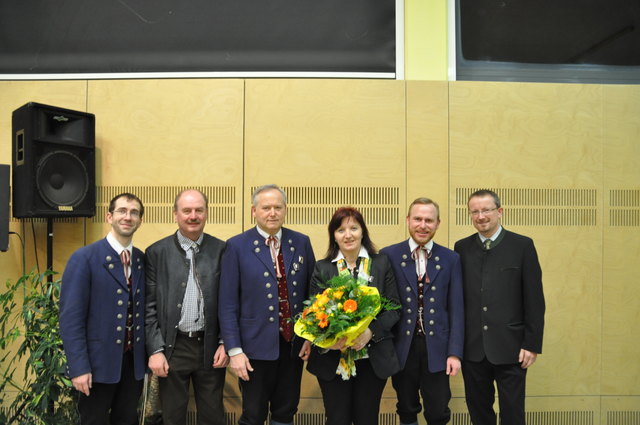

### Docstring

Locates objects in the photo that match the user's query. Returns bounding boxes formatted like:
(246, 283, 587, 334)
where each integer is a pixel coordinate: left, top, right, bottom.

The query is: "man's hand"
(213, 344, 229, 368)
(72, 373, 92, 396)
(519, 349, 538, 369)
(299, 340, 311, 361)
(446, 355, 461, 376)
(230, 353, 254, 381)
(149, 352, 170, 377)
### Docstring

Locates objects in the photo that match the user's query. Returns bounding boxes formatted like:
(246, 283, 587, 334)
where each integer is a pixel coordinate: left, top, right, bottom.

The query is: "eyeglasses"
(113, 208, 141, 218)
(469, 207, 498, 217)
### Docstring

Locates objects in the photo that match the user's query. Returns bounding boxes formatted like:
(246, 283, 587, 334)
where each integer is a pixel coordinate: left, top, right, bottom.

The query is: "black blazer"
(454, 229, 545, 364)
(145, 232, 226, 369)
(306, 253, 401, 380)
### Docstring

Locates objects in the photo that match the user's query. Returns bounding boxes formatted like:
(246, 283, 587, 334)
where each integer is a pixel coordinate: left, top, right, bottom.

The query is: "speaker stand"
(47, 218, 53, 282)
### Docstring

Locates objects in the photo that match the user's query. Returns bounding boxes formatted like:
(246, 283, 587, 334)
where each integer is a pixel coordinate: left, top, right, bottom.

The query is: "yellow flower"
(316, 294, 330, 305)
(332, 290, 344, 299)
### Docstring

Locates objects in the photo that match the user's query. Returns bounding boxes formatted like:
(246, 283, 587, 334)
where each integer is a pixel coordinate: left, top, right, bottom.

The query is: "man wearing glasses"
(145, 189, 229, 425)
(60, 193, 146, 425)
(454, 189, 545, 425)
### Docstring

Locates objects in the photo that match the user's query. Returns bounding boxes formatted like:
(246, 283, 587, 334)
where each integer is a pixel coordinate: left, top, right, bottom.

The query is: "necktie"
(119, 249, 134, 351)
(267, 236, 282, 278)
(484, 239, 492, 250)
(120, 249, 131, 283)
(412, 245, 429, 281)
(267, 236, 293, 341)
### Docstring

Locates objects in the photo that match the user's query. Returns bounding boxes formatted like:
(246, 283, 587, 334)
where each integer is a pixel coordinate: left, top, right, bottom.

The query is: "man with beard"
(60, 192, 147, 425)
(145, 189, 229, 425)
(381, 197, 464, 425)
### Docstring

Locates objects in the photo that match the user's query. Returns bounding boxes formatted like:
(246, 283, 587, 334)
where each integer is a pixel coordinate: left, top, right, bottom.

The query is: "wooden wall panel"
(406, 80, 451, 244)
(86, 79, 245, 249)
(602, 85, 640, 397)
(449, 81, 604, 399)
(244, 79, 407, 257)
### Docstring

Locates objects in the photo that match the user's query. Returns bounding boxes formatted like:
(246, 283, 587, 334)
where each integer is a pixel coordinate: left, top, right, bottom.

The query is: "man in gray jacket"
(145, 189, 228, 425)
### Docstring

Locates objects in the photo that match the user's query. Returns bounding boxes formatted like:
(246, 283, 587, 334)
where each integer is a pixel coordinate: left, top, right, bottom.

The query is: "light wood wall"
(1, 79, 638, 424)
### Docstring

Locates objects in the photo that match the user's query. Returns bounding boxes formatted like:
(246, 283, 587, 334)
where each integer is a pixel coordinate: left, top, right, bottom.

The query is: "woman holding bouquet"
(306, 206, 401, 425)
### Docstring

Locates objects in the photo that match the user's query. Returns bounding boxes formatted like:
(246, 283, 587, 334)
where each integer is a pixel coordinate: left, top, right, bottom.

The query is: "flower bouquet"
(294, 273, 397, 379)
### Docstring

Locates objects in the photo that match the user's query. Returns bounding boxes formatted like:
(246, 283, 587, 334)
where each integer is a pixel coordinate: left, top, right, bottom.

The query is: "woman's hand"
(350, 328, 372, 351)
(327, 336, 348, 351)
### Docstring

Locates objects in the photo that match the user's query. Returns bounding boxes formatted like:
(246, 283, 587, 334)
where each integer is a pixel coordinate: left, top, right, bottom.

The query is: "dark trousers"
(392, 335, 451, 425)
(462, 357, 527, 425)
(77, 351, 143, 425)
(238, 337, 304, 425)
(159, 334, 226, 425)
(317, 358, 388, 425)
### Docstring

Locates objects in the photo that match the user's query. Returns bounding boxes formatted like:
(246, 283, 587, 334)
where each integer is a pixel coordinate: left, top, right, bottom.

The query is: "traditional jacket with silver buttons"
(381, 240, 464, 373)
(60, 238, 146, 383)
(218, 227, 316, 361)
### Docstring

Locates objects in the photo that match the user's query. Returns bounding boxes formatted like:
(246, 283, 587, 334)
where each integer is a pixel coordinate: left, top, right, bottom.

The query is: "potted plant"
(0, 271, 77, 424)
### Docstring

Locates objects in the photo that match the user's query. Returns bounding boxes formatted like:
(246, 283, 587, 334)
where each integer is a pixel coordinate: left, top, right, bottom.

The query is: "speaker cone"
(36, 151, 89, 207)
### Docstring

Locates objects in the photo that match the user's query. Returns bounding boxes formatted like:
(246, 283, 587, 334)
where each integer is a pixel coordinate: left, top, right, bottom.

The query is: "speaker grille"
(251, 186, 401, 226)
(609, 189, 640, 227)
(93, 186, 236, 224)
(455, 188, 598, 226)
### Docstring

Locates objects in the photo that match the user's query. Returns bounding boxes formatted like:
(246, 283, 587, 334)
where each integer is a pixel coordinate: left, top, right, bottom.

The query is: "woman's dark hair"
(325, 206, 377, 260)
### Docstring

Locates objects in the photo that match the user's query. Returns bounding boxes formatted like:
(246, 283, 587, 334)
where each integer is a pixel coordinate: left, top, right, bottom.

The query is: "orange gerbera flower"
(343, 299, 358, 313)
(319, 319, 329, 328)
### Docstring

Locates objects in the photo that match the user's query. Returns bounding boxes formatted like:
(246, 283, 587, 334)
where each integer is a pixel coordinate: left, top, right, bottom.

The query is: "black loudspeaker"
(12, 102, 96, 218)
(0, 164, 9, 251)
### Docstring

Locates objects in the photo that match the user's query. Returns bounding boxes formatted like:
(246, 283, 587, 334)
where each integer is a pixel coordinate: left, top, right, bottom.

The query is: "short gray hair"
(251, 184, 287, 206)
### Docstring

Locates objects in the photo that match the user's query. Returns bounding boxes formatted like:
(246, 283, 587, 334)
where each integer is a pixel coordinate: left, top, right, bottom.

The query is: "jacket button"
(177, 303, 182, 309)
(292, 292, 297, 297)
(406, 319, 412, 324)
(405, 287, 411, 292)
(266, 283, 271, 288)
(264, 272, 269, 277)
(429, 331, 434, 336)
(117, 326, 123, 332)
(429, 320, 435, 325)
(267, 294, 273, 299)
(116, 339, 122, 344)
(269, 306, 275, 311)
(483, 306, 488, 311)
(117, 289, 123, 294)
(292, 281, 297, 286)
(117, 314, 123, 319)
(117, 300, 123, 306)
(269, 317, 275, 322)
(181, 282, 186, 287)
(406, 297, 412, 303)
(406, 330, 411, 336)
(483, 325, 489, 331)
(406, 309, 412, 314)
